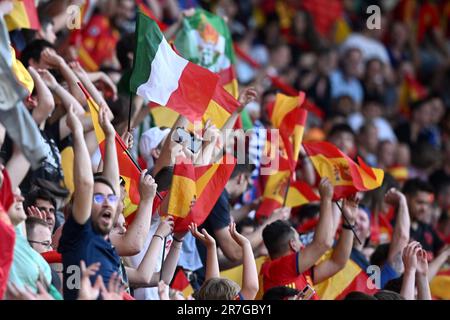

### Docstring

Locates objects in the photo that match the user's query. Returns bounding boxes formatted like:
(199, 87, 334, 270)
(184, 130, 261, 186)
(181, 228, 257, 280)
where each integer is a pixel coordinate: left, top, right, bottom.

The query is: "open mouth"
(100, 211, 112, 225)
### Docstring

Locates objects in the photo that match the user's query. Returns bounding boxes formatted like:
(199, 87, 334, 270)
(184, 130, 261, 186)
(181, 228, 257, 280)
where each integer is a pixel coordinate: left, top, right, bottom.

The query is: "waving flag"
(167, 155, 236, 232)
(4, 0, 40, 31)
(269, 92, 307, 172)
(314, 250, 378, 300)
(303, 141, 384, 200)
(430, 268, 450, 300)
(78, 83, 141, 223)
(174, 8, 238, 98)
(170, 269, 194, 298)
(130, 12, 239, 123)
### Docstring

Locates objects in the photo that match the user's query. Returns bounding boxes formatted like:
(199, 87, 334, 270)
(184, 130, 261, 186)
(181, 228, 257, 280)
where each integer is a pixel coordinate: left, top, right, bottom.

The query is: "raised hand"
(158, 280, 170, 300)
(121, 130, 134, 150)
(156, 216, 175, 238)
(268, 207, 291, 222)
(27, 206, 47, 221)
(384, 188, 407, 206)
(342, 194, 359, 224)
(36, 69, 58, 91)
(203, 119, 222, 147)
(229, 221, 250, 247)
(69, 61, 88, 77)
(99, 272, 125, 300)
(238, 87, 258, 111)
(40, 48, 64, 69)
(6, 282, 54, 300)
(78, 260, 103, 300)
(66, 104, 83, 133)
(318, 177, 334, 200)
(402, 241, 421, 273)
(98, 104, 115, 137)
(138, 169, 157, 200)
(189, 222, 216, 248)
(416, 248, 429, 276)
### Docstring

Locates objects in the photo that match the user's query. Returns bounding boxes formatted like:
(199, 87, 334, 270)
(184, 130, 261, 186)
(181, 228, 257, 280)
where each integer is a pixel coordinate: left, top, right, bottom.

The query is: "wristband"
(153, 234, 164, 241)
(342, 223, 355, 230)
(173, 236, 184, 243)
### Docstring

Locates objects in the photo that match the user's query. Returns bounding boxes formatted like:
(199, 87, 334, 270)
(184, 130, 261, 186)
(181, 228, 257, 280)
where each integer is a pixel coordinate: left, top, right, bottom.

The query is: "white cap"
(139, 127, 170, 159)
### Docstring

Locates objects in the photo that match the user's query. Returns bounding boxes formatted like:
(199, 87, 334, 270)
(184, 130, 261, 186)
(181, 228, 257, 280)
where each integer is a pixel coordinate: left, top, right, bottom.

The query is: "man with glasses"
(26, 217, 52, 254)
(58, 105, 123, 300)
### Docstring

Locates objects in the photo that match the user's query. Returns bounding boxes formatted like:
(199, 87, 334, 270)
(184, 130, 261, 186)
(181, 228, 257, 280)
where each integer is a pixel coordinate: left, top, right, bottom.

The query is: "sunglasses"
(93, 193, 118, 204)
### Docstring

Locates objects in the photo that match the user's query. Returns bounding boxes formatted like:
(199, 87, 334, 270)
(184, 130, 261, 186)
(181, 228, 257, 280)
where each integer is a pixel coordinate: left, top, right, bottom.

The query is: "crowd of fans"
(0, 0, 449, 301)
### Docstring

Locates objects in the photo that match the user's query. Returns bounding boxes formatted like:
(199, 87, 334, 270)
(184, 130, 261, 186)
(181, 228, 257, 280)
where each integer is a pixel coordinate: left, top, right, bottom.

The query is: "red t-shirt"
(260, 251, 319, 300)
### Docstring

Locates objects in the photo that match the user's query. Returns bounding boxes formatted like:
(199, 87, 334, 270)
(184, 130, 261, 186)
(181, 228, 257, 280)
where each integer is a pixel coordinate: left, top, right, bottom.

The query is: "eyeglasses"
(28, 239, 52, 248)
(93, 193, 118, 204)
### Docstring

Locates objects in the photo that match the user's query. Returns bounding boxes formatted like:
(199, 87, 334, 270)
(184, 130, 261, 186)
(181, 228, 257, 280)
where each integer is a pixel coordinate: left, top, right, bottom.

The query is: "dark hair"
(20, 39, 54, 67)
(327, 123, 355, 139)
(154, 166, 173, 192)
(361, 173, 398, 215)
(383, 276, 403, 293)
(116, 33, 135, 70)
(93, 175, 116, 195)
(262, 286, 300, 300)
(236, 217, 257, 233)
(24, 188, 57, 211)
(370, 243, 390, 267)
(230, 163, 255, 179)
(343, 291, 377, 300)
(402, 178, 434, 197)
(107, 95, 131, 128)
(374, 290, 405, 300)
(262, 220, 296, 258)
(26, 216, 49, 236)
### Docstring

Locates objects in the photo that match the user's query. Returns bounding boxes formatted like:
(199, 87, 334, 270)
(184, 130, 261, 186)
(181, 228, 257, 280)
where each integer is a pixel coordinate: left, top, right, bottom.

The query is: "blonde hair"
(196, 278, 241, 300)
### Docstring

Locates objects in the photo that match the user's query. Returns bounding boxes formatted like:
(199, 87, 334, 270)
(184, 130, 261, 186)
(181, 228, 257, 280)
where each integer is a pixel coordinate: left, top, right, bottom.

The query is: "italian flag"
(130, 12, 221, 123)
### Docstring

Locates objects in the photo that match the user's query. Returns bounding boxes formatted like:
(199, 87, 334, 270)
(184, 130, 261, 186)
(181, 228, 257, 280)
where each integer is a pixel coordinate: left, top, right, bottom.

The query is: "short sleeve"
(57, 215, 89, 254)
(206, 192, 231, 232)
(268, 252, 300, 281)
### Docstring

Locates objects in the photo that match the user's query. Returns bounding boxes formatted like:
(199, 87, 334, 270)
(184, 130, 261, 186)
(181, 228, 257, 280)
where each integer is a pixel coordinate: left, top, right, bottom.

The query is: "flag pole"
(160, 236, 167, 281)
(282, 177, 291, 207)
(127, 92, 133, 133)
(335, 201, 362, 245)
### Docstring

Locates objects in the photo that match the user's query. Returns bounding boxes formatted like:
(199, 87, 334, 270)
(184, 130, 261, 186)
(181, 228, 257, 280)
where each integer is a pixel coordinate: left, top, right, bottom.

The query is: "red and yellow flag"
(4, 0, 40, 31)
(430, 268, 450, 300)
(303, 141, 384, 200)
(167, 155, 236, 232)
(387, 165, 409, 183)
(314, 250, 378, 300)
(269, 92, 307, 172)
(79, 83, 141, 223)
(170, 269, 194, 298)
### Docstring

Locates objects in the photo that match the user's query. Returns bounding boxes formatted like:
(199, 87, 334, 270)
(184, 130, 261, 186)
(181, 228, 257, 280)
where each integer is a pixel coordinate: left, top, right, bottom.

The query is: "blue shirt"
(58, 215, 120, 300)
(329, 70, 364, 104)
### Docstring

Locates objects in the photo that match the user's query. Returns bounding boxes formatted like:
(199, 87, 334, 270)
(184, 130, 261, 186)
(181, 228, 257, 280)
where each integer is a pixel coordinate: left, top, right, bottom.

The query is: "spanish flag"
(4, 0, 40, 31)
(170, 269, 194, 298)
(303, 141, 384, 200)
(398, 73, 428, 118)
(268, 92, 307, 172)
(430, 268, 450, 300)
(255, 170, 319, 219)
(78, 83, 141, 223)
(314, 250, 378, 300)
(387, 165, 409, 183)
(167, 155, 236, 232)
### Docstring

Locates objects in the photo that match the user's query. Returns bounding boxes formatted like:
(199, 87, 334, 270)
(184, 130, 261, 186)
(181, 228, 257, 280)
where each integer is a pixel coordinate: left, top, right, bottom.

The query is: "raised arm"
(221, 87, 257, 132)
(40, 48, 86, 105)
(427, 245, 450, 280)
(416, 248, 431, 300)
(313, 195, 357, 284)
(98, 104, 120, 195)
(159, 230, 186, 285)
(190, 223, 220, 279)
(5, 144, 30, 190)
(111, 170, 157, 256)
(297, 178, 334, 274)
(126, 216, 174, 288)
(401, 241, 421, 300)
(28, 66, 55, 128)
(67, 105, 94, 225)
(229, 222, 259, 300)
(385, 188, 410, 273)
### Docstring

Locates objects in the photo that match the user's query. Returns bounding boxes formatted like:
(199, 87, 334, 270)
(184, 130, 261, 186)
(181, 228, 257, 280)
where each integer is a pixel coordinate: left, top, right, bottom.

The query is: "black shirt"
(410, 221, 444, 259)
